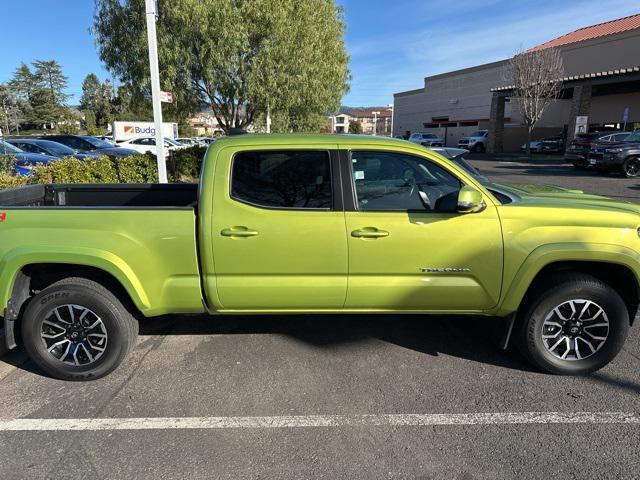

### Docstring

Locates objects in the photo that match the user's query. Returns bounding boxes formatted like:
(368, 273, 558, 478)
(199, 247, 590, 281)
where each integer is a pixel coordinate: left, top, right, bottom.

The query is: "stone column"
(487, 92, 506, 154)
(566, 82, 592, 145)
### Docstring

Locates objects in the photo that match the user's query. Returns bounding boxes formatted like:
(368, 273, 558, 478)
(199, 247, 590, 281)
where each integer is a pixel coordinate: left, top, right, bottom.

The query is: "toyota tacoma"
(0, 134, 638, 380)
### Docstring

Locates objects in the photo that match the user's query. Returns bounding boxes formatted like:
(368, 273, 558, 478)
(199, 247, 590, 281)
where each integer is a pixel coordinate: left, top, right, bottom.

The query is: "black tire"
(516, 273, 628, 375)
(473, 143, 484, 153)
(622, 157, 640, 178)
(21, 277, 138, 381)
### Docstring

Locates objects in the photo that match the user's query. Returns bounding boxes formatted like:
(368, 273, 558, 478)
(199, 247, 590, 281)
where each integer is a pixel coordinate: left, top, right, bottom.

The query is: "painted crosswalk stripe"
(0, 412, 638, 431)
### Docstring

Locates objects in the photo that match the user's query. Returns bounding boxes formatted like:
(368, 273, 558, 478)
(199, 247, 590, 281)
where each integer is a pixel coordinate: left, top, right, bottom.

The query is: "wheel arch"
(1, 253, 150, 322)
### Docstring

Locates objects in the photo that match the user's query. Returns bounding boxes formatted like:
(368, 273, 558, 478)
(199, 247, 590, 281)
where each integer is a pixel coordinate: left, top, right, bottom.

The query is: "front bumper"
(589, 152, 625, 170)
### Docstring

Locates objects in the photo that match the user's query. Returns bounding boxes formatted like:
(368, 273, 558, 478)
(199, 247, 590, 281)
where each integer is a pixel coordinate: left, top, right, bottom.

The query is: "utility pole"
(372, 111, 380, 135)
(266, 102, 271, 133)
(388, 103, 394, 137)
(145, 0, 168, 183)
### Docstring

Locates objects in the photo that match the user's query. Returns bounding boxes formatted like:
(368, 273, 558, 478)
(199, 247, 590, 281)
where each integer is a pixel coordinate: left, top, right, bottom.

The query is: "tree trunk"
(526, 125, 532, 157)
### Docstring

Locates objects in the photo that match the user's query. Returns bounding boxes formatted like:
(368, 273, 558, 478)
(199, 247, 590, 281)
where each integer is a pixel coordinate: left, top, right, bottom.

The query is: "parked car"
(176, 137, 199, 146)
(6, 138, 103, 160)
(541, 135, 565, 153)
(458, 130, 489, 152)
(520, 140, 544, 153)
(0, 134, 638, 380)
(118, 136, 188, 155)
(565, 132, 629, 169)
(587, 130, 640, 177)
(0, 140, 56, 175)
(38, 135, 139, 158)
(409, 132, 444, 147)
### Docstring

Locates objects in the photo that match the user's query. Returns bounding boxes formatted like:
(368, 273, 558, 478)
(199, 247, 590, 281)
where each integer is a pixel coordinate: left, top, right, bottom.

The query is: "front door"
(344, 150, 503, 311)
(211, 148, 348, 310)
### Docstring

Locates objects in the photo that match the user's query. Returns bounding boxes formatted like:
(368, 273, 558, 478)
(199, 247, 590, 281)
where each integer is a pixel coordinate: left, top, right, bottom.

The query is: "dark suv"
(565, 132, 629, 169)
(38, 135, 138, 158)
(588, 130, 640, 177)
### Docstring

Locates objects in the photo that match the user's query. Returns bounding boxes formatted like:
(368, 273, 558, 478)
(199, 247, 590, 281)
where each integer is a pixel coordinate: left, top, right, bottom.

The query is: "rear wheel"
(21, 278, 138, 381)
(622, 157, 640, 178)
(516, 274, 628, 375)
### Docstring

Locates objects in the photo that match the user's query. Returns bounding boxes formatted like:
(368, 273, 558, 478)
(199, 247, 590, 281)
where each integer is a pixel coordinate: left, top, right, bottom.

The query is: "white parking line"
(0, 412, 638, 431)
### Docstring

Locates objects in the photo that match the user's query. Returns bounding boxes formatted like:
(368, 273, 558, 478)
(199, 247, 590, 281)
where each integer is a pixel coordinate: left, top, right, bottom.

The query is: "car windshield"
(81, 136, 113, 149)
(0, 141, 23, 154)
(470, 131, 485, 137)
(165, 138, 183, 146)
(37, 140, 75, 156)
(624, 132, 640, 142)
(423, 134, 437, 139)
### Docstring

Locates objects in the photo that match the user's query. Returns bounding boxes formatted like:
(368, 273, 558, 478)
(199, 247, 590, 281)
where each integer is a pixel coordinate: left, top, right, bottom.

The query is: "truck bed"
(0, 184, 198, 208)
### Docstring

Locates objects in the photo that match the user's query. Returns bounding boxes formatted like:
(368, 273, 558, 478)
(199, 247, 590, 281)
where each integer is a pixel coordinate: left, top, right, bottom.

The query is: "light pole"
(145, 0, 168, 183)
(372, 111, 380, 135)
(388, 103, 394, 137)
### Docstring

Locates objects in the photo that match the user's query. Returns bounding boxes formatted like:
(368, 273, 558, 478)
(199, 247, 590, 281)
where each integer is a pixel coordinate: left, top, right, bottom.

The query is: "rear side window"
(231, 150, 332, 209)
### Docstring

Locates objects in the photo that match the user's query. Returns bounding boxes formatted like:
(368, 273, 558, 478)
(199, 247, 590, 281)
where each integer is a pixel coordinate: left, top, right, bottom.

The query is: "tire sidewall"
(524, 281, 628, 375)
(22, 285, 129, 380)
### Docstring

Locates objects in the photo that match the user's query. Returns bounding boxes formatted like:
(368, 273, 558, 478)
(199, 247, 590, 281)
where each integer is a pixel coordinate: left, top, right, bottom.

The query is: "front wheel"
(622, 157, 640, 178)
(21, 278, 138, 381)
(516, 274, 628, 375)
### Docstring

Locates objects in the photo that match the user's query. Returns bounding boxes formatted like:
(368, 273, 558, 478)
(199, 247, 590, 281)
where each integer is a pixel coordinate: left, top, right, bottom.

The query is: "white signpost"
(145, 0, 168, 183)
(574, 115, 588, 135)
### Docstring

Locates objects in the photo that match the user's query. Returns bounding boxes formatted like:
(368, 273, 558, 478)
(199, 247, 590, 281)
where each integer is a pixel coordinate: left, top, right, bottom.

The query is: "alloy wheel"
(624, 158, 640, 177)
(541, 299, 609, 361)
(40, 304, 108, 366)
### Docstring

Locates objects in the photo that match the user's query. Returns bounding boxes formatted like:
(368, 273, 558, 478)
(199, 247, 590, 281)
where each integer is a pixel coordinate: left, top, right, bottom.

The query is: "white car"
(408, 132, 444, 147)
(458, 130, 489, 152)
(176, 137, 199, 146)
(521, 140, 544, 153)
(118, 137, 187, 156)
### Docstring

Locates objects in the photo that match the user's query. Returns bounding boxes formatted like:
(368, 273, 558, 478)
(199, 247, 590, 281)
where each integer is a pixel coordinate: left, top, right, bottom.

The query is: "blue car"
(38, 135, 139, 158)
(0, 140, 56, 176)
(6, 138, 103, 161)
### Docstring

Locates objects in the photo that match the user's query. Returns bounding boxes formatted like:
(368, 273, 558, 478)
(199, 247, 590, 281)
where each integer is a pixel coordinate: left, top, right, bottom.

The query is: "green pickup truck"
(1, 134, 638, 380)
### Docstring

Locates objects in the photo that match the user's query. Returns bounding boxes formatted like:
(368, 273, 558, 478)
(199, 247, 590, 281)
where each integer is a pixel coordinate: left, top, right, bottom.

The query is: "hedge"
(0, 145, 209, 189)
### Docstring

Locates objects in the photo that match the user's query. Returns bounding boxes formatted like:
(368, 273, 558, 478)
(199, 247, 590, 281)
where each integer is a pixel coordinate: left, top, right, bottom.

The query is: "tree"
(509, 47, 564, 156)
(80, 74, 115, 128)
(33, 60, 70, 108)
(93, 0, 350, 133)
(0, 84, 24, 134)
(349, 120, 363, 134)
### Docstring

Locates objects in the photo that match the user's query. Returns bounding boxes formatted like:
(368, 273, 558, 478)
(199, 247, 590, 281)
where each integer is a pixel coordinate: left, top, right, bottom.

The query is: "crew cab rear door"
(210, 147, 348, 310)
(342, 148, 503, 311)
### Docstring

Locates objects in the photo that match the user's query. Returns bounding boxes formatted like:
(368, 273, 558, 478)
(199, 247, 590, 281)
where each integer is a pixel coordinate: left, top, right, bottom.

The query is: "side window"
(13, 143, 31, 152)
(231, 150, 332, 209)
(351, 151, 461, 212)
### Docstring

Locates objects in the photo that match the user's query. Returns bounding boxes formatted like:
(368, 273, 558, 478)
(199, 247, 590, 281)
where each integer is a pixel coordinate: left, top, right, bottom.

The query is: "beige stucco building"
(393, 14, 640, 151)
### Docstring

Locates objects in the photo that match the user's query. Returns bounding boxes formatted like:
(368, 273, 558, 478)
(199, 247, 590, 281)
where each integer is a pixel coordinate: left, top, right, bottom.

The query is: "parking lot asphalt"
(1, 161, 640, 479)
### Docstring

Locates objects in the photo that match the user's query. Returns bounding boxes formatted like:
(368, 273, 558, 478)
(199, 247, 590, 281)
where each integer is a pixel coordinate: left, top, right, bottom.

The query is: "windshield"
(624, 132, 640, 142)
(450, 156, 490, 185)
(0, 141, 23, 154)
(470, 130, 485, 137)
(81, 136, 114, 149)
(165, 138, 183, 146)
(37, 140, 75, 156)
(423, 134, 437, 139)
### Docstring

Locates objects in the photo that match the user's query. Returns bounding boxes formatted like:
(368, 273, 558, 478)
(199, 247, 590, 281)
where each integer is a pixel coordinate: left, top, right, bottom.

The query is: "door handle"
(351, 227, 389, 238)
(220, 227, 259, 237)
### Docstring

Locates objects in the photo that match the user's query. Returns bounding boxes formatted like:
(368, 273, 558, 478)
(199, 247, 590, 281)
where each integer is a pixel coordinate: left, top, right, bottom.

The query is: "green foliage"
(80, 74, 115, 128)
(58, 121, 79, 135)
(168, 146, 206, 180)
(114, 153, 159, 183)
(7, 60, 71, 129)
(0, 170, 28, 189)
(83, 109, 101, 135)
(93, 0, 350, 133)
(349, 120, 363, 134)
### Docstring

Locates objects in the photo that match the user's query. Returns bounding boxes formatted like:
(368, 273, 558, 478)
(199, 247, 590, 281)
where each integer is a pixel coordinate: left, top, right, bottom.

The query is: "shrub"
(0, 171, 28, 189)
(169, 146, 207, 180)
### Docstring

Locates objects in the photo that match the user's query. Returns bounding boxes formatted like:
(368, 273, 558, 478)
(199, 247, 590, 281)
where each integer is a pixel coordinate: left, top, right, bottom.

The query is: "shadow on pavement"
(137, 313, 536, 373)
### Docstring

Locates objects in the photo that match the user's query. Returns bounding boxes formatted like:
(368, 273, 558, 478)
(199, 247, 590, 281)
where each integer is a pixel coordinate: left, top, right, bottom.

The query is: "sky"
(1, 0, 639, 107)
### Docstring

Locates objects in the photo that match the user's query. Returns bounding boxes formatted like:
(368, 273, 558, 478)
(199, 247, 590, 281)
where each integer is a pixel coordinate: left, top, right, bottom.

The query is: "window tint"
(231, 150, 332, 209)
(351, 151, 461, 212)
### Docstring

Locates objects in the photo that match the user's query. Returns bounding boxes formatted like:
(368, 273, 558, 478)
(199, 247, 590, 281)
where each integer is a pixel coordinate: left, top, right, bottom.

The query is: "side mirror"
(457, 186, 486, 214)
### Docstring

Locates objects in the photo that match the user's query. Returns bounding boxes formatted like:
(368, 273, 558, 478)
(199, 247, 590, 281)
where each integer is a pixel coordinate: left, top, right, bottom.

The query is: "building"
(393, 14, 640, 151)
(188, 111, 224, 136)
(328, 107, 393, 135)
